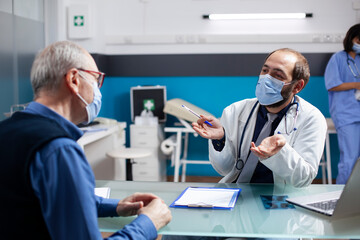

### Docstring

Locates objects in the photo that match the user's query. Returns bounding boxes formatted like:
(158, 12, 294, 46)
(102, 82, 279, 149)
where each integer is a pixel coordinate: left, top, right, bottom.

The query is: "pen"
(181, 105, 213, 126)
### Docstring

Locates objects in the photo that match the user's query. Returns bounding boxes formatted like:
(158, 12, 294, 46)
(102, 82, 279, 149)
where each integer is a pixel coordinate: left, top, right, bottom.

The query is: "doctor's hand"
(250, 134, 286, 160)
(116, 192, 159, 217)
(192, 115, 224, 140)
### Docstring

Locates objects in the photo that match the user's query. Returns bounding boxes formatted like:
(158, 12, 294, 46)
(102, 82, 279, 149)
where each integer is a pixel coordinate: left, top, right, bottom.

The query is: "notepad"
(170, 187, 241, 209)
(94, 187, 111, 198)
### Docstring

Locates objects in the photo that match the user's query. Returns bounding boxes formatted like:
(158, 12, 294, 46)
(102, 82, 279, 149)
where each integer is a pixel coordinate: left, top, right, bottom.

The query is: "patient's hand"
(116, 192, 159, 217)
(250, 134, 286, 159)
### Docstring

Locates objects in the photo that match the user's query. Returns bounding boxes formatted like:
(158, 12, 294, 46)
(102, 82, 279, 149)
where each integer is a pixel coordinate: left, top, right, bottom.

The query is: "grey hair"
(30, 41, 89, 97)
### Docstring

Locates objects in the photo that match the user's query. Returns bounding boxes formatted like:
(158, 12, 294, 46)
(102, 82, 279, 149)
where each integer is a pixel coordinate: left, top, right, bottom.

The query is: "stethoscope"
(347, 53, 360, 78)
(235, 97, 299, 171)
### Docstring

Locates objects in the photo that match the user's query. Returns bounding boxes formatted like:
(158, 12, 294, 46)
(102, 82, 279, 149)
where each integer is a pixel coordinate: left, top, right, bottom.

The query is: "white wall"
(46, 0, 359, 54)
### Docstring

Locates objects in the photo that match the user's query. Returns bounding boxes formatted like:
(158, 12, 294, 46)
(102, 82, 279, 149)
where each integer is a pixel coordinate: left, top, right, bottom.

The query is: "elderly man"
(0, 41, 171, 239)
(193, 48, 327, 187)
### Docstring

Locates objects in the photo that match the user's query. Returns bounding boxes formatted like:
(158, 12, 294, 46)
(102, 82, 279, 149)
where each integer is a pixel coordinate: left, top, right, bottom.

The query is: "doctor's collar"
(260, 100, 292, 121)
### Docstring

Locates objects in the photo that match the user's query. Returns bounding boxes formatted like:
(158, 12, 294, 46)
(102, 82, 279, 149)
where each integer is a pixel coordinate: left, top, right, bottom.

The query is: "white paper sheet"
(94, 187, 111, 198)
(173, 187, 240, 208)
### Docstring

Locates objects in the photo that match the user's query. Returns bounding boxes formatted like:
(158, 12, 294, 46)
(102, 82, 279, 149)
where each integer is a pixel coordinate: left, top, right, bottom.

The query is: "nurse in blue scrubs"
(324, 23, 360, 184)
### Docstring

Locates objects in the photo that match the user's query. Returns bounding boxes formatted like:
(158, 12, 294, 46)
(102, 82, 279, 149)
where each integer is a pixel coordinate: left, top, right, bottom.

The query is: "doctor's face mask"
(255, 74, 292, 106)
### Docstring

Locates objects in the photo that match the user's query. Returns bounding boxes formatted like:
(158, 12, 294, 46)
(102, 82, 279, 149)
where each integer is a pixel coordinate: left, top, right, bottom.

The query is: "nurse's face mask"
(255, 74, 292, 106)
(352, 42, 360, 54)
(76, 71, 102, 124)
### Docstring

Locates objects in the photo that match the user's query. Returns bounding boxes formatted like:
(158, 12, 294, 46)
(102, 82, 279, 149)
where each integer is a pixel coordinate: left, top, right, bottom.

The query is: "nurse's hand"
(250, 134, 286, 159)
(192, 115, 224, 140)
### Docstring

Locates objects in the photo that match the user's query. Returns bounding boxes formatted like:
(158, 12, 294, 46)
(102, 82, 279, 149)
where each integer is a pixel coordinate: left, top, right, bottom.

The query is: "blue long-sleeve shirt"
(25, 102, 157, 240)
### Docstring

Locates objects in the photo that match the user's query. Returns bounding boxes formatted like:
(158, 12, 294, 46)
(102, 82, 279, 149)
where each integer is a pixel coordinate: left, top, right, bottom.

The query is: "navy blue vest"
(0, 112, 71, 239)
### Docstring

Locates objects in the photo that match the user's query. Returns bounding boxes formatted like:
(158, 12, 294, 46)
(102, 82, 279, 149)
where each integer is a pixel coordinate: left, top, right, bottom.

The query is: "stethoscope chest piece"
(236, 158, 244, 170)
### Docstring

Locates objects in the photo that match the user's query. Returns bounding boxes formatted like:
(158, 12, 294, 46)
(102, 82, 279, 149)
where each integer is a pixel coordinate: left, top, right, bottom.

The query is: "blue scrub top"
(324, 50, 360, 128)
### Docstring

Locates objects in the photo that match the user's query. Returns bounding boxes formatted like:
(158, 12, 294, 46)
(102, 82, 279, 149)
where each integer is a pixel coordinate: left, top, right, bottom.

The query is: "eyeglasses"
(78, 68, 105, 88)
(347, 54, 360, 78)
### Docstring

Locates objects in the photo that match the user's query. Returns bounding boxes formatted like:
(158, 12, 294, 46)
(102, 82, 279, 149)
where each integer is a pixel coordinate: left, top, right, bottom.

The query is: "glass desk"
(96, 180, 360, 239)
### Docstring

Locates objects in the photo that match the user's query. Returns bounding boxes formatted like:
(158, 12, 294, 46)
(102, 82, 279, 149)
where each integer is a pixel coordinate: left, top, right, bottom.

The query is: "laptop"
(286, 157, 360, 219)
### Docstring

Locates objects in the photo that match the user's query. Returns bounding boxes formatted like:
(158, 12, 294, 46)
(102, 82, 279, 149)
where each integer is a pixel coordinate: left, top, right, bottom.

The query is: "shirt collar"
(23, 102, 83, 141)
(259, 99, 293, 121)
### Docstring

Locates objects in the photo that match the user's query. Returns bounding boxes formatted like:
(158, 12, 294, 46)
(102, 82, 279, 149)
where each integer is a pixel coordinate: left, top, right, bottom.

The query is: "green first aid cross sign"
(74, 16, 84, 26)
(143, 99, 155, 111)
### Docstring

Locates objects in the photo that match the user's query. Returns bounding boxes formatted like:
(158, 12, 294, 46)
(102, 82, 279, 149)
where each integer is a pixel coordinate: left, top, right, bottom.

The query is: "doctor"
(193, 48, 327, 187)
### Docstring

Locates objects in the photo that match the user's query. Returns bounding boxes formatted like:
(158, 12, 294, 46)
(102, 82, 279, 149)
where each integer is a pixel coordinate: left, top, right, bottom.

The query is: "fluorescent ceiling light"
(203, 13, 313, 20)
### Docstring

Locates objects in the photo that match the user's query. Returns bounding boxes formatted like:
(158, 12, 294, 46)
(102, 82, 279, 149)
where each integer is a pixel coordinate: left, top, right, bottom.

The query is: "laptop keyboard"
(308, 199, 338, 211)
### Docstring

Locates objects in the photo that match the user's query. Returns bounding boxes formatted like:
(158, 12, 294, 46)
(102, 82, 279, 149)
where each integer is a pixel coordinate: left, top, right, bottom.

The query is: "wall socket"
(312, 34, 344, 43)
(353, 0, 360, 9)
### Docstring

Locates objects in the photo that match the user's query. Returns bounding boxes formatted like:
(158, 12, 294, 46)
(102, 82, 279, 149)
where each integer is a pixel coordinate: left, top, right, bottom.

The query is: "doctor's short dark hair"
(265, 48, 310, 87)
(343, 23, 360, 52)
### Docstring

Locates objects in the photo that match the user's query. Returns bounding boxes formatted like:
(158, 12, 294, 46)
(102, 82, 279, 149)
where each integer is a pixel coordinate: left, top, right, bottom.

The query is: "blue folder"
(170, 187, 241, 210)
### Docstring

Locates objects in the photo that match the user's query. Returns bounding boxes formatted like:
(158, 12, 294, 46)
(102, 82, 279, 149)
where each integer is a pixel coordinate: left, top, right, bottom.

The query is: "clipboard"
(170, 187, 241, 209)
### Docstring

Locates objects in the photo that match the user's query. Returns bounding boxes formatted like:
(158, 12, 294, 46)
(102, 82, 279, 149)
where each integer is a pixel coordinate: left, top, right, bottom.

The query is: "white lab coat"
(209, 96, 327, 187)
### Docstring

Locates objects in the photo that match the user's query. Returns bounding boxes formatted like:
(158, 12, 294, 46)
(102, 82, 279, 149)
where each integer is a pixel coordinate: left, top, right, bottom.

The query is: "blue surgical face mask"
(255, 74, 290, 105)
(77, 79, 102, 124)
(352, 42, 360, 54)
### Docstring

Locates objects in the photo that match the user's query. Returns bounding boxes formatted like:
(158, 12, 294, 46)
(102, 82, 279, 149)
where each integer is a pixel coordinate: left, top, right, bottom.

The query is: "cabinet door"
(132, 156, 167, 182)
(130, 125, 159, 147)
(131, 145, 167, 181)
